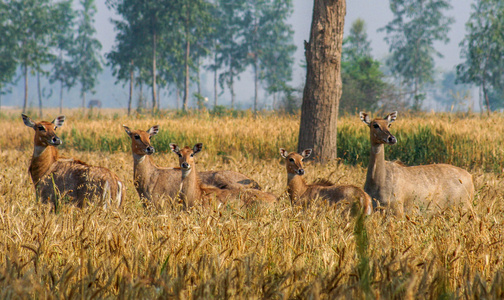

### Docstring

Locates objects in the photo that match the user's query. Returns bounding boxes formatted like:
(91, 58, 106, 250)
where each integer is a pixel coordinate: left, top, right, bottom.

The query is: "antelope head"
(22, 114, 65, 147)
(280, 148, 312, 176)
(123, 125, 158, 156)
(170, 143, 203, 178)
(360, 111, 397, 145)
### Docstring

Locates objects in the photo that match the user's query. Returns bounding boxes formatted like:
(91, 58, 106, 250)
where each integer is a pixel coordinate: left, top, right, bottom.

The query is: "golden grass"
(1, 109, 504, 298)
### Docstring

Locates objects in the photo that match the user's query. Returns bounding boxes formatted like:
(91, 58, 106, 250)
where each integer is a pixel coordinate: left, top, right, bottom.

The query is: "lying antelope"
(123, 126, 262, 206)
(170, 143, 277, 208)
(280, 148, 372, 215)
(22, 114, 125, 208)
(360, 111, 474, 215)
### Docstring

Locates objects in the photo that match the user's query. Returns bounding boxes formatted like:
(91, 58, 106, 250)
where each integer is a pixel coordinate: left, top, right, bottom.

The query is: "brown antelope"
(360, 111, 475, 215)
(22, 114, 125, 208)
(123, 126, 262, 205)
(169, 143, 277, 208)
(280, 148, 372, 215)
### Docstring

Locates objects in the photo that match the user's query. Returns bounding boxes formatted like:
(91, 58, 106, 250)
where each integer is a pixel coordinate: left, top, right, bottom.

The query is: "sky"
(3, 0, 475, 110)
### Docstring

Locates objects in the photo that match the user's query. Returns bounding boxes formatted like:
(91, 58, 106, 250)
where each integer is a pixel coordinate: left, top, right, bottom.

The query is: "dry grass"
(1, 109, 504, 298)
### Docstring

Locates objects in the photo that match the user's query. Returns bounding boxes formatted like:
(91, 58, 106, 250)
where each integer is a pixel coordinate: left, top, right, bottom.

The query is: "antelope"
(280, 148, 372, 215)
(123, 126, 262, 205)
(22, 114, 125, 208)
(360, 111, 475, 215)
(169, 143, 277, 208)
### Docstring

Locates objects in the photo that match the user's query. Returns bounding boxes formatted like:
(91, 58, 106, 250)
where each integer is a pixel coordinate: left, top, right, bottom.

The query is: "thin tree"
(8, 0, 59, 114)
(297, 0, 346, 163)
(0, 1, 18, 111)
(71, 0, 103, 110)
(380, 0, 454, 110)
(49, 0, 76, 114)
(457, 0, 504, 114)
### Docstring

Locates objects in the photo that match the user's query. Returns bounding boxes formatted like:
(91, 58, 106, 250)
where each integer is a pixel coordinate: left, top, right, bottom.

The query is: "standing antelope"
(22, 114, 125, 208)
(169, 143, 277, 208)
(280, 148, 372, 215)
(123, 126, 262, 206)
(360, 111, 474, 215)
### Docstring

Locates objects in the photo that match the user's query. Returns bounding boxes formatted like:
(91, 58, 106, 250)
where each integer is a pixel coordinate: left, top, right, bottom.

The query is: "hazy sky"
(94, 0, 473, 108)
(5, 0, 475, 109)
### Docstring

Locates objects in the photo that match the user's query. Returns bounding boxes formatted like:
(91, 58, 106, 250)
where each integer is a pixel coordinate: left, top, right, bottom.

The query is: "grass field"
(1, 108, 504, 298)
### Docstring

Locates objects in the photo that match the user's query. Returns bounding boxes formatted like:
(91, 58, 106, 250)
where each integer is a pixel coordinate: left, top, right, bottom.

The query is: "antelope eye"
(38, 126, 46, 131)
(134, 135, 140, 140)
(289, 158, 294, 162)
(190, 153, 194, 157)
(177, 153, 182, 158)
(373, 124, 379, 129)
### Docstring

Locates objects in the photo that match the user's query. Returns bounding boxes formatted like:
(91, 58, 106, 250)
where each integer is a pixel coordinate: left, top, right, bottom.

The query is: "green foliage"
(340, 19, 388, 114)
(456, 0, 504, 112)
(242, 0, 296, 111)
(342, 18, 371, 62)
(434, 71, 472, 111)
(380, 0, 454, 110)
(0, 2, 17, 93)
(6, 0, 64, 111)
(340, 57, 387, 114)
(71, 0, 103, 105)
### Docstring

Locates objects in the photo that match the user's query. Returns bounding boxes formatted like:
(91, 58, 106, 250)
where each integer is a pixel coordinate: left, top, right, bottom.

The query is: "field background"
(1, 108, 504, 298)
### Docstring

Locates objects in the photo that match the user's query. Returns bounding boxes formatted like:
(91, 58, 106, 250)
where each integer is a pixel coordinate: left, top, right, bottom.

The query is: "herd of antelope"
(22, 111, 474, 216)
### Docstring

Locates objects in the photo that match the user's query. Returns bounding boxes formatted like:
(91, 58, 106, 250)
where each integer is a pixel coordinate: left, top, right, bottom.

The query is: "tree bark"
(59, 80, 63, 114)
(23, 63, 28, 113)
(229, 55, 235, 109)
(128, 60, 133, 116)
(214, 52, 218, 108)
(254, 56, 258, 115)
(152, 30, 157, 114)
(37, 70, 42, 118)
(183, 8, 190, 112)
(297, 0, 346, 163)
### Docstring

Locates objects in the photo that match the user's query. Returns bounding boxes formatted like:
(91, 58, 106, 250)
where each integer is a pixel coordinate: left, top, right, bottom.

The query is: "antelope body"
(280, 148, 372, 215)
(360, 111, 474, 215)
(123, 126, 261, 205)
(170, 143, 277, 207)
(22, 114, 125, 208)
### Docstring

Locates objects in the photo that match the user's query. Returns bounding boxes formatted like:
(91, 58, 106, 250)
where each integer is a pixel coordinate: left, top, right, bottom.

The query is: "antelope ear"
(359, 112, 371, 126)
(301, 149, 312, 158)
(22, 114, 35, 128)
(385, 111, 397, 124)
(169, 143, 180, 154)
(123, 125, 132, 136)
(52, 116, 65, 129)
(193, 143, 203, 154)
(279, 148, 288, 159)
(147, 125, 159, 137)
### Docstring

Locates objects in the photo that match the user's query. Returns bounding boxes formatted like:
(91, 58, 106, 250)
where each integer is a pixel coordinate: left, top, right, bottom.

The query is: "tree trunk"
(128, 61, 133, 116)
(229, 56, 235, 109)
(23, 63, 28, 113)
(82, 91, 86, 110)
(152, 31, 157, 114)
(59, 80, 63, 114)
(254, 57, 258, 115)
(138, 82, 144, 111)
(183, 9, 190, 112)
(176, 86, 180, 110)
(214, 52, 218, 108)
(297, 0, 346, 163)
(37, 70, 42, 118)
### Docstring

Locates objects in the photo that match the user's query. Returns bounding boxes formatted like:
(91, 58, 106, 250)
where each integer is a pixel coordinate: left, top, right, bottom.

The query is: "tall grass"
(1, 109, 504, 298)
(6, 110, 503, 172)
